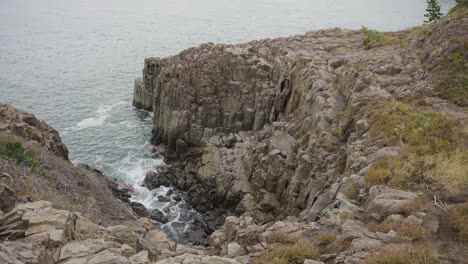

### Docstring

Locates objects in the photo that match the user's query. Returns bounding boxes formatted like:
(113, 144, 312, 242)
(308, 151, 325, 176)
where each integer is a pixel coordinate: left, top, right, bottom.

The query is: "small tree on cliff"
(424, 0, 443, 23)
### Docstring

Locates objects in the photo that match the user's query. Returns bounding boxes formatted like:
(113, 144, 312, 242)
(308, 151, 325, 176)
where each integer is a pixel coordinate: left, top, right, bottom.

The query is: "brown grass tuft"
(365, 244, 438, 264)
(254, 239, 318, 264)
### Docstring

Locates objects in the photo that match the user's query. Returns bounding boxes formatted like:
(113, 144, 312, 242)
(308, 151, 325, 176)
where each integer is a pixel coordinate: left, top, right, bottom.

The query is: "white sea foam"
(73, 101, 126, 130)
(110, 142, 200, 242)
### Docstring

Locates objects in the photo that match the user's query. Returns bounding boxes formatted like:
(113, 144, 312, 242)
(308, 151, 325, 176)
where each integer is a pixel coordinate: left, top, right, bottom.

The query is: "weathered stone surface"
(0, 184, 16, 213)
(108, 225, 137, 247)
(87, 252, 130, 264)
(365, 186, 419, 220)
(351, 237, 383, 251)
(0, 104, 69, 159)
(59, 239, 121, 260)
(304, 260, 325, 264)
(135, 13, 468, 240)
(129, 251, 150, 264)
(144, 229, 176, 252)
(0, 242, 52, 264)
(155, 254, 241, 264)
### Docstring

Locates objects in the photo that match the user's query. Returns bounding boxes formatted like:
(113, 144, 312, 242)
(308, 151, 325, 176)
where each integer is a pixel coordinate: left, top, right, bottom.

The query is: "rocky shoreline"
(0, 4, 467, 264)
(133, 5, 467, 263)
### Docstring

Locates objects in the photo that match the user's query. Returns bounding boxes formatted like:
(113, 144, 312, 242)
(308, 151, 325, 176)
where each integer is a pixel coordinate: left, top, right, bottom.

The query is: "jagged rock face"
(0, 105, 137, 226)
(137, 14, 467, 229)
(0, 104, 69, 160)
(0, 201, 176, 264)
(134, 41, 298, 150)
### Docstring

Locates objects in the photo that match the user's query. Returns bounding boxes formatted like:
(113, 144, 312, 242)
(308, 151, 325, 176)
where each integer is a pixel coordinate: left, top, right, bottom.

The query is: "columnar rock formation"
(134, 10, 468, 263)
(135, 15, 467, 222)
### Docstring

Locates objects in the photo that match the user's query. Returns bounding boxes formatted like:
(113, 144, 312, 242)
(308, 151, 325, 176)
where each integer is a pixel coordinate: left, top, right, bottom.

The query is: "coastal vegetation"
(365, 244, 438, 264)
(365, 100, 467, 195)
(435, 50, 468, 107)
(254, 240, 318, 264)
(0, 140, 45, 174)
(424, 0, 443, 23)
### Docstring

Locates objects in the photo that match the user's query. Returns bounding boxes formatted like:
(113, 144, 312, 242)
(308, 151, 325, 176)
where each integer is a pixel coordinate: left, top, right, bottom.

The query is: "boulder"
(0, 184, 15, 213)
(144, 230, 175, 252)
(130, 202, 148, 217)
(149, 209, 169, 224)
(108, 225, 137, 247)
(365, 186, 419, 220)
(87, 252, 130, 264)
(129, 251, 150, 264)
(59, 239, 121, 261)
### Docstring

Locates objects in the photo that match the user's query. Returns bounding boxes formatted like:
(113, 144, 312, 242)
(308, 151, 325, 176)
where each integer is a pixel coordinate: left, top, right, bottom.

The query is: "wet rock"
(223, 134, 237, 148)
(130, 202, 148, 218)
(157, 196, 171, 203)
(176, 139, 189, 157)
(183, 219, 209, 246)
(149, 209, 169, 224)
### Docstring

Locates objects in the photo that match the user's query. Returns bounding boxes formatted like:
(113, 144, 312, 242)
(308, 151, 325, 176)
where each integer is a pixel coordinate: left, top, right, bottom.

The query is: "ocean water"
(0, 0, 457, 240)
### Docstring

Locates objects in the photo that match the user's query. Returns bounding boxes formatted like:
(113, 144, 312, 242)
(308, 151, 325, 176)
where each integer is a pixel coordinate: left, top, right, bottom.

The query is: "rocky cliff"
(134, 6, 468, 264)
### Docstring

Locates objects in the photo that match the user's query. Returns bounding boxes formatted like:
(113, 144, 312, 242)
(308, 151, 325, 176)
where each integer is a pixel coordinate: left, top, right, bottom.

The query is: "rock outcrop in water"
(135, 6, 468, 264)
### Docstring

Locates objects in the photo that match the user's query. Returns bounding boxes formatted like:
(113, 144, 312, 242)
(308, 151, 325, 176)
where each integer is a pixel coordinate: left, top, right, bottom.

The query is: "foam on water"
(68, 101, 200, 242)
(74, 101, 127, 130)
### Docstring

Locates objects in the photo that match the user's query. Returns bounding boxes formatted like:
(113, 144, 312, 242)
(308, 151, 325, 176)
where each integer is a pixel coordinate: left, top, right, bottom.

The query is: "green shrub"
(424, 0, 443, 23)
(361, 27, 383, 47)
(0, 141, 45, 174)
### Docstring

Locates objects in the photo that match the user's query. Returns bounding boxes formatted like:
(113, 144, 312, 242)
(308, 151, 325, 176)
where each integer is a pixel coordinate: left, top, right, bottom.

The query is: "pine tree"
(424, 0, 443, 23)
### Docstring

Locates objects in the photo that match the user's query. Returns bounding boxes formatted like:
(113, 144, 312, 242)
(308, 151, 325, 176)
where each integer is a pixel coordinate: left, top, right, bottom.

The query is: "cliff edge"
(134, 5, 467, 264)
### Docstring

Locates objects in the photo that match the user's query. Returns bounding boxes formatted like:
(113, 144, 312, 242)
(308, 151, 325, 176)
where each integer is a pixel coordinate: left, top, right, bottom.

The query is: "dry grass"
(326, 235, 351, 253)
(365, 100, 468, 194)
(367, 220, 426, 241)
(450, 3, 468, 19)
(316, 232, 336, 246)
(434, 50, 468, 107)
(450, 203, 468, 242)
(0, 135, 136, 225)
(254, 239, 318, 264)
(344, 183, 360, 201)
(401, 24, 433, 49)
(267, 231, 296, 244)
(365, 244, 438, 264)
